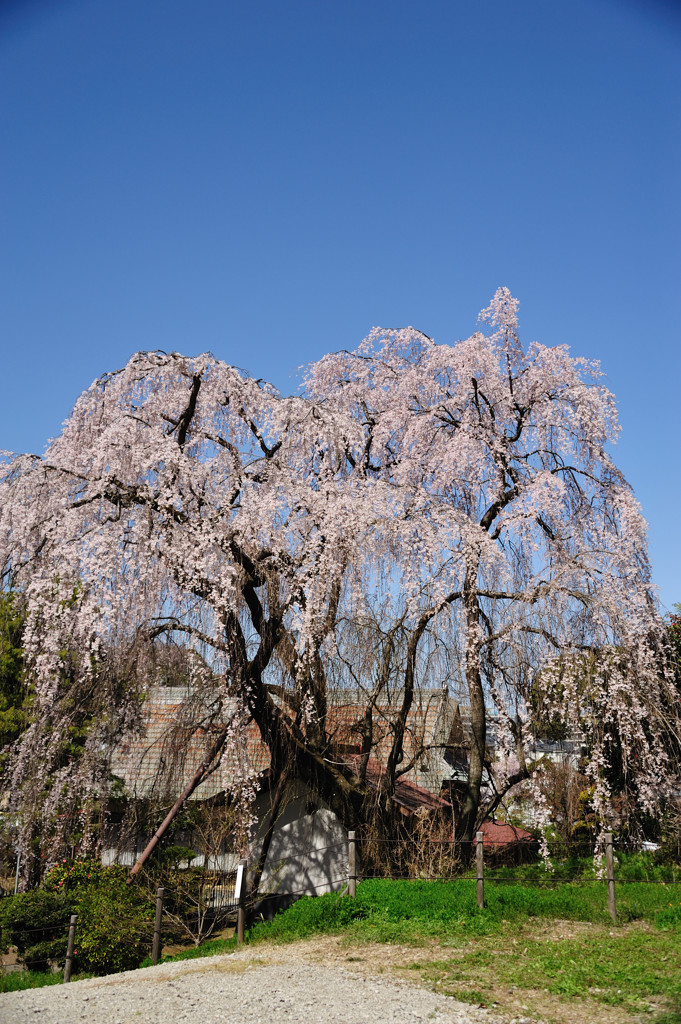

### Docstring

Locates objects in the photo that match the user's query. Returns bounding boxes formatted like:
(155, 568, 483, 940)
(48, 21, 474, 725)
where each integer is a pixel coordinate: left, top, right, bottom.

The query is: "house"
(106, 685, 458, 895)
(526, 735, 584, 767)
(473, 819, 537, 859)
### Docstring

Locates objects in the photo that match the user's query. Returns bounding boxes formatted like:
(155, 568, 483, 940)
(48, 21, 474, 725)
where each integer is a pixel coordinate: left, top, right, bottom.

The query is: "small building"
(107, 686, 456, 895)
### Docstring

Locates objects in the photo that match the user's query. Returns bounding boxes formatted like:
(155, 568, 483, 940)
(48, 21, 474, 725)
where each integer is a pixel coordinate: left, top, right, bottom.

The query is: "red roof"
(474, 820, 535, 846)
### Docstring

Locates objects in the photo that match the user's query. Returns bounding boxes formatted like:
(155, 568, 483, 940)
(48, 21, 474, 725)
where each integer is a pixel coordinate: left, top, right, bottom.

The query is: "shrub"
(42, 860, 154, 975)
(43, 858, 130, 893)
(0, 889, 70, 969)
(137, 861, 237, 947)
(0, 860, 156, 976)
(68, 883, 153, 974)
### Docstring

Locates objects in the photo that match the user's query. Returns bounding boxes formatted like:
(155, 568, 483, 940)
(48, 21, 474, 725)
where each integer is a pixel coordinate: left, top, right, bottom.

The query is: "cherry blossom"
(1, 290, 675, 875)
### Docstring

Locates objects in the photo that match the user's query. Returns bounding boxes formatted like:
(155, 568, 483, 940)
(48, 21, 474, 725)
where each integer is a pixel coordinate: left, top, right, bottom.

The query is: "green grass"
(174, 874, 681, 1022)
(417, 926, 681, 1019)
(238, 875, 681, 945)
(0, 970, 72, 993)
(139, 934, 239, 967)
(5, 866, 681, 1020)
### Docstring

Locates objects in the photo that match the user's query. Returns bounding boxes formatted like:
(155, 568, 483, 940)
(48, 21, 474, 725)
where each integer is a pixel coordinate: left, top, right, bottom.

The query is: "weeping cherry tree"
(0, 289, 676, 877)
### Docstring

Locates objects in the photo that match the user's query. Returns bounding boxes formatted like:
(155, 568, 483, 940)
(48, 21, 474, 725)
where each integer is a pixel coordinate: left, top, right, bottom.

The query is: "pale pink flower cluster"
(0, 291, 675, 864)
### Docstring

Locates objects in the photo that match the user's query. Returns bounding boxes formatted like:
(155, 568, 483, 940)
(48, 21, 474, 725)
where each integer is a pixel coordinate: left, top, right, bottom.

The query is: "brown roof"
(474, 820, 535, 847)
(111, 687, 458, 806)
(326, 694, 446, 750)
(341, 755, 451, 813)
(110, 690, 266, 801)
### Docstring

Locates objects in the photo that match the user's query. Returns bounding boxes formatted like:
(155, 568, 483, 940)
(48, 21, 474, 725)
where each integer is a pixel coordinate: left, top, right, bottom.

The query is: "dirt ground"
(236, 927, 659, 1024)
(2, 921, 663, 1023)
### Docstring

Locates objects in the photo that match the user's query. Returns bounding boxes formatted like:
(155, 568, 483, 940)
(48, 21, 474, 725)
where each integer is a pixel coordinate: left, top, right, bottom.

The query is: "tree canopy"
(1, 288, 676, 871)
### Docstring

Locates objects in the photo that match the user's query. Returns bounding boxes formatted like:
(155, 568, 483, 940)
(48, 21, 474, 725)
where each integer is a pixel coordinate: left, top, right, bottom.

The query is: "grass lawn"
(156, 876, 681, 1022)
(0, 970, 73, 993)
(412, 921, 680, 1023)
(4, 868, 680, 1021)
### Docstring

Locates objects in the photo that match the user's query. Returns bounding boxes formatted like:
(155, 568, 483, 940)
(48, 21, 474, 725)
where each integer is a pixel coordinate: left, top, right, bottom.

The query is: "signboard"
(234, 862, 244, 901)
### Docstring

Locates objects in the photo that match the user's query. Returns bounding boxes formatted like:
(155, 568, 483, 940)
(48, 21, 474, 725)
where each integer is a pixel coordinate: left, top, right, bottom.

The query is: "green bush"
(0, 889, 70, 969)
(43, 860, 154, 975)
(0, 860, 155, 977)
(67, 883, 153, 974)
(43, 858, 131, 893)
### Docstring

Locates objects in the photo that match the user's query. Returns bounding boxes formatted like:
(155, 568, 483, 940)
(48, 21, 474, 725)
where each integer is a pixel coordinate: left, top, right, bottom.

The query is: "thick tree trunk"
(458, 564, 486, 851)
(458, 666, 486, 846)
(247, 702, 409, 874)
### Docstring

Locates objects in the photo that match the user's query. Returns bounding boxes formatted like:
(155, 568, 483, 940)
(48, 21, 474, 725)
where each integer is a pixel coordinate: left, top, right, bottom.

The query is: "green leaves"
(0, 889, 70, 970)
(0, 860, 156, 976)
(0, 591, 27, 749)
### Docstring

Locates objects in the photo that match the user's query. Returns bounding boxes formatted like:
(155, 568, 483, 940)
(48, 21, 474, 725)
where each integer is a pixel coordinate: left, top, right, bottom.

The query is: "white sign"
(234, 863, 244, 901)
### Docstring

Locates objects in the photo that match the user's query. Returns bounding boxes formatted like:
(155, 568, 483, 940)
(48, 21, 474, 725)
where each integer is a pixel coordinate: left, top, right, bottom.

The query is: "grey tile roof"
(111, 687, 461, 801)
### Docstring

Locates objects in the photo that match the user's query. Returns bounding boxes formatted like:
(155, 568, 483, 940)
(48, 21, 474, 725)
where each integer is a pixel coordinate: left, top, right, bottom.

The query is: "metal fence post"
(348, 830, 357, 897)
(63, 914, 77, 983)
(236, 858, 248, 944)
(475, 831, 484, 909)
(151, 887, 165, 965)
(605, 833, 617, 924)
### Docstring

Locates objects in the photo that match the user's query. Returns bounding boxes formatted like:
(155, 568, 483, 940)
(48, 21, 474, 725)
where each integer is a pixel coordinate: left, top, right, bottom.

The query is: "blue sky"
(1, 0, 679, 609)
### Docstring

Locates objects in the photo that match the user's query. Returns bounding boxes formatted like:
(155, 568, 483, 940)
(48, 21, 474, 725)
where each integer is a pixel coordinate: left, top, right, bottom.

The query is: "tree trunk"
(458, 564, 486, 851)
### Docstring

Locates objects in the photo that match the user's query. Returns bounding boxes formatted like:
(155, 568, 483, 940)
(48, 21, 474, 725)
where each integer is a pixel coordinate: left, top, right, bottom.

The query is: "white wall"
(250, 781, 349, 896)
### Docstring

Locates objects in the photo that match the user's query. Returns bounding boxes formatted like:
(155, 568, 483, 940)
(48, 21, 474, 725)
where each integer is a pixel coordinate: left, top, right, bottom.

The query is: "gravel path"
(0, 943, 517, 1024)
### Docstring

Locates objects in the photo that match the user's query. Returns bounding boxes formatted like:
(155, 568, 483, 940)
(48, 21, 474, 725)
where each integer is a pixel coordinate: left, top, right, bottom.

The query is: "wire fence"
(1, 831, 679, 982)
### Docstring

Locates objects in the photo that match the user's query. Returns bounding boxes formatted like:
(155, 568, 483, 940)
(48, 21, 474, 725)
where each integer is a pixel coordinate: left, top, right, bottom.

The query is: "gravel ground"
(0, 944, 518, 1024)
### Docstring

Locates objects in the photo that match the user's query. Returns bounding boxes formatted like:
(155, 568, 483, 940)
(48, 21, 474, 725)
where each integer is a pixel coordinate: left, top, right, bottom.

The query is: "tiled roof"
(111, 687, 460, 803)
(474, 820, 535, 847)
(110, 689, 262, 801)
(340, 754, 451, 813)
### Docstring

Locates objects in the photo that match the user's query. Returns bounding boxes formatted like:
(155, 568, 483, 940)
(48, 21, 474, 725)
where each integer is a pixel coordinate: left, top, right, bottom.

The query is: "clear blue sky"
(1, 0, 679, 609)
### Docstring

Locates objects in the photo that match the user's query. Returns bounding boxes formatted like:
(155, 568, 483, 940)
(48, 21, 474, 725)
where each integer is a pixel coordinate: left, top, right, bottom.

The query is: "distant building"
(107, 686, 458, 894)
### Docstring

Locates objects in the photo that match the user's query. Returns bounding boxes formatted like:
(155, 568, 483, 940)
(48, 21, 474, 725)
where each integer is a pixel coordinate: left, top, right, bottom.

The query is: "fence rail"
(2, 831, 679, 980)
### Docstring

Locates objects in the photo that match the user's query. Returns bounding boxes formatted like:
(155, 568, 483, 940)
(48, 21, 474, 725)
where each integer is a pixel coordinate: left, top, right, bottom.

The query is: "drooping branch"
(127, 721, 232, 881)
(1, 289, 675, 878)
